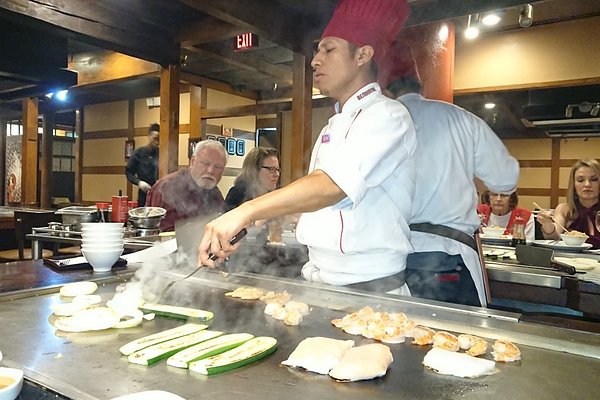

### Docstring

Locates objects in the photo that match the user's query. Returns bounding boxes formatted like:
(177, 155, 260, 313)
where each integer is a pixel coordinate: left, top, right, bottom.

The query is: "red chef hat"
(378, 39, 420, 89)
(321, 0, 410, 69)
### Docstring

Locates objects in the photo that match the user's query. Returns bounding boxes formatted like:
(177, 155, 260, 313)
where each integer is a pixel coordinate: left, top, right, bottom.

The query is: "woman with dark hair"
(477, 190, 535, 242)
(224, 147, 280, 211)
(537, 158, 600, 248)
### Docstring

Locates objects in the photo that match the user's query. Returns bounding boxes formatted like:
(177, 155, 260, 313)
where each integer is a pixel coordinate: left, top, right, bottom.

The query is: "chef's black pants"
(405, 251, 481, 307)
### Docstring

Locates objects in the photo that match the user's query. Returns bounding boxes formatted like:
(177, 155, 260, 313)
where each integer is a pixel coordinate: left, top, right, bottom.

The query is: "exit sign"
(234, 32, 258, 51)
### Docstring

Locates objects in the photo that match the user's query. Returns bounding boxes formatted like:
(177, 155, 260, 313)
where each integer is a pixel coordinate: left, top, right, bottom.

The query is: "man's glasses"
(261, 166, 281, 174)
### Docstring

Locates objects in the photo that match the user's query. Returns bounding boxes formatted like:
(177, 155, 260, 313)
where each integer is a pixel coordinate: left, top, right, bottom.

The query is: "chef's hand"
(199, 208, 251, 267)
(138, 181, 152, 192)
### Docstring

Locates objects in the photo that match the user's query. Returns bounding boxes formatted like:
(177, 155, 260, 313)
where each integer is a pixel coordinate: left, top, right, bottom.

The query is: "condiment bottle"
(111, 190, 129, 223)
(511, 217, 527, 246)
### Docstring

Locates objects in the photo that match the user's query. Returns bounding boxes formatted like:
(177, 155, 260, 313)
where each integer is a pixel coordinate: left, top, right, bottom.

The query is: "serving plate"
(480, 233, 512, 245)
(531, 240, 593, 253)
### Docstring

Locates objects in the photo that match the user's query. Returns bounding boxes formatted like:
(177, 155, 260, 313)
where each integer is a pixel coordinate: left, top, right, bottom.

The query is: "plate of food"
(479, 233, 512, 245)
(531, 240, 593, 252)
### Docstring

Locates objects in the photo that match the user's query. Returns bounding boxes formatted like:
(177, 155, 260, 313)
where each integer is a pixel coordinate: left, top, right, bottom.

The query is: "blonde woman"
(537, 158, 600, 248)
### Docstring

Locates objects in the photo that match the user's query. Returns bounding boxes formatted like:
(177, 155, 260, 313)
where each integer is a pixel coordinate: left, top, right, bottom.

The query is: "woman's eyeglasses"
(261, 166, 281, 174)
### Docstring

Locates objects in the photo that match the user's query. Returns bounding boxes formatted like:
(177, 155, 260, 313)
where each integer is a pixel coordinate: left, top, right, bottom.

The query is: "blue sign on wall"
(226, 138, 236, 155)
(236, 139, 245, 156)
(206, 135, 246, 157)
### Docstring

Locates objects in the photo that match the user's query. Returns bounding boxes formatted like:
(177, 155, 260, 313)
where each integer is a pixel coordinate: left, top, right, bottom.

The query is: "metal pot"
(55, 206, 98, 231)
(128, 207, 166, 229)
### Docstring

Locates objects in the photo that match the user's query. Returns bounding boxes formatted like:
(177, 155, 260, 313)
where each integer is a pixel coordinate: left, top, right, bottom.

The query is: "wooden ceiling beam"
(178, 0, 313, 51)
(179, 16, 245, 45)
(184, 45, 293, 84)
(179, 71, 258, 100)
(0, 0, 179, 66)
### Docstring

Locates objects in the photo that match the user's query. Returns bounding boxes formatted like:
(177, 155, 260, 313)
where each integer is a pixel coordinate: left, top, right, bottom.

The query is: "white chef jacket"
(399, 93, 519, 306)
(296, 83, 416, 288)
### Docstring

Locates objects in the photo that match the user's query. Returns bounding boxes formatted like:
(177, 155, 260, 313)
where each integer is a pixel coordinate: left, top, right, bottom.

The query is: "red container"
(111, 194, 129, 223)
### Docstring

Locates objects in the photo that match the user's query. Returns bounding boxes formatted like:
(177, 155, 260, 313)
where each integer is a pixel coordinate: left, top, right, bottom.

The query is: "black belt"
(345, 270, 406, 292)
(410, 222, 478, 253)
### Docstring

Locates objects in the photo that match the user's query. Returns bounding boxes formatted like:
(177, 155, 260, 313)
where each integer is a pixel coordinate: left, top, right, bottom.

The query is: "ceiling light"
(484, 103, 496, 109)
(481, 13, 502, 26)
(519, 4, 533, 28)
(55, 90, 68, 101)
(464, 14, 479, 39)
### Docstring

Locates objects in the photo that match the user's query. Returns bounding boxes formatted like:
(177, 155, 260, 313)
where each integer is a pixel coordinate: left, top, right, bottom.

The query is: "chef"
(199, 0, 416, 293)
(379, 40, 519, 306)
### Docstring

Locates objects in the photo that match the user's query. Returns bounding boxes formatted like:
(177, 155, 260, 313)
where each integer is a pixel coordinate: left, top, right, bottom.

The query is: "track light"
(591, 103, 600, 117)
(481, 11, 502, 26)
(464, 14, 479, 39)
(519, 4, 533, 28)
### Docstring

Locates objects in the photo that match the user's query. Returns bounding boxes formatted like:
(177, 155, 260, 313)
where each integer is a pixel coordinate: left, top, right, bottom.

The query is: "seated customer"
(537, 158, 600, 248)
(146, 140, 226, 231)
(478, 191, 535, 242)
(224, 147, 280, 211)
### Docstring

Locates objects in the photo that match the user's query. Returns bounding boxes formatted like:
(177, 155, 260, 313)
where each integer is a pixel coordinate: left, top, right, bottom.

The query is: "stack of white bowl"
(80, 222, 124, 272)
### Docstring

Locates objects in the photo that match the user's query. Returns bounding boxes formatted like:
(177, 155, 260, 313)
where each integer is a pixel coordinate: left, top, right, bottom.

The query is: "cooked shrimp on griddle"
(432, 331, 460, 351)
(492, 339, 521, 362)
(458, 334, 488, 357)
(410, 326, 436, 345)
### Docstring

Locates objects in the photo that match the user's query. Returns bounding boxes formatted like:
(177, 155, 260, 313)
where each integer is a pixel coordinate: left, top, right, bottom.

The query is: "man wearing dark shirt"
(146, 140, 226, 231)
(126, 123, 159, 206)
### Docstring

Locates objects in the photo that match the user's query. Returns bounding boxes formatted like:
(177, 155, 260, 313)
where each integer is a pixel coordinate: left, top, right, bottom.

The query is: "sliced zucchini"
(189, 336, 277, 375)
(139, 303, 214, 322)
(167, 333, 254, 369)
(128, 330, 223, 365)
(119, 323, 207, 356)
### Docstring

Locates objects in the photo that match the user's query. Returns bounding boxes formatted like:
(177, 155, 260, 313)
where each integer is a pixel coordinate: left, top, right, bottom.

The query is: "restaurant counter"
(1, 258, 600, 399)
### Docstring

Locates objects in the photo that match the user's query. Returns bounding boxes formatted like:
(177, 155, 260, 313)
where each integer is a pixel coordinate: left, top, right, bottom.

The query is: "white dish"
(480, 234, 512, 244)
(0, 367, 24, 400)
(531, 240, 593, 252)
(554, 257, 598, 271)
(111, 390, 185, 400)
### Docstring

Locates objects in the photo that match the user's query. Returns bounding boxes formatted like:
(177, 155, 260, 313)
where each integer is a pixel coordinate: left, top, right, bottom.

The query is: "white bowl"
(81, 245, 124, 253)
(482, 226, 505, 238)
(560, 232, 589, 246)
(81, 222, 124, 230)
(0, 367, 24, 400)
(81, 233, 124, 241)
(82, 248, 124, 272)
(81, 239, 124, 246)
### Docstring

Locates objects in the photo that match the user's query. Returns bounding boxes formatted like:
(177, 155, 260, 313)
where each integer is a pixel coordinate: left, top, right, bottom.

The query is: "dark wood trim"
(0, 121, 6, 205)
(189, 85, 202, 139)
(290, 49, 313, 181)
(256, 118, 278, 129)
(21, 97, 38, 205)
(126, 100, 135, 199)
(518, 159, 580, 168)
(40, 113, 54, 209)
(454, 77, 600, 95)
(180, 71, 257, 100)
(518, 188, 567, 197)
(74, 109, 83, 203)
(82, 166, 126, 175)
(83, 124, 191, 140)
(550, 138, 561, 207)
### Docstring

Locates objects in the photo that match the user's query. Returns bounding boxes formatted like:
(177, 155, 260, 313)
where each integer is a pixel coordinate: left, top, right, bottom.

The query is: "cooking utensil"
(533, 202, 569, 233)
(155, 228, 247, 302)
(515, 244, 576, 274)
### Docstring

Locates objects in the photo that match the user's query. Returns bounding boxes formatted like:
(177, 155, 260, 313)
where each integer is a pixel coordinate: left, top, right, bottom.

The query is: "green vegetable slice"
(139, 303, 214, 322)
(128, 330, 223, 365)
(167, 333, 254, 368)
(189, 336, 277, 375)
(119, 323, 207, 356)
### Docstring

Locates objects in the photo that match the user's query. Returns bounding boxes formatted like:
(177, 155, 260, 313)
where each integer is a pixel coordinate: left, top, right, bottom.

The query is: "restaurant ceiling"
(0, 0, 599, 139)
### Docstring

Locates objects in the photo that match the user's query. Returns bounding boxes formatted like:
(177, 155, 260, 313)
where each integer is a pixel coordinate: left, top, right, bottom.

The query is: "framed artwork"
(125, 140, 135, 159)
(188, 138, 202, 159)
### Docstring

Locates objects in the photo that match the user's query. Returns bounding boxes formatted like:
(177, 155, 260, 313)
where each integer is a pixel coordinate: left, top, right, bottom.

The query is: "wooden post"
(74, 108, 83, 204)
(40, 113, 54, 209)
(0, 120, 6, 204)
(290, 48, 313, 182)
(127, 100, 135, 199)
(159, 64, 180, 177)
(189, 85, 202, 139)
(550, 138, 561, 208)
(22, 97, 39, 206)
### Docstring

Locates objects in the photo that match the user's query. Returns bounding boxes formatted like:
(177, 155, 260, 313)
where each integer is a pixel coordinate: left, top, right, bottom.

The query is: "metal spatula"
(155, 228, 247, 302)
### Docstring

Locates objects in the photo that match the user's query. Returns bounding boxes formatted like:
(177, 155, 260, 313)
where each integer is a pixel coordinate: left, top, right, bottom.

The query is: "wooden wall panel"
(84, 101, 128, 132)
(504, 139, 551, 159)
(83, 138, 127, 167)
(518, 167, 551, 188)
(560, 138, 600, 159)
(82, 174, 129, 203)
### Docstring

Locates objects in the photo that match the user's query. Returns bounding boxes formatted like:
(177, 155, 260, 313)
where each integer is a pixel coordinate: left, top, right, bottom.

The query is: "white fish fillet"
(423, 348, 498, 378)
(282, 337, 355, 374)
(329, 344, 393, 381)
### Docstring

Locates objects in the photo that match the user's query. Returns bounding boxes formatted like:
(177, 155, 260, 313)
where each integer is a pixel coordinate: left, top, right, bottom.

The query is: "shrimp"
(433, 331, 460, 351)
(492, 339, 521, 362)
(410, 325, 436, 345)
(458, 334, 488, 357)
